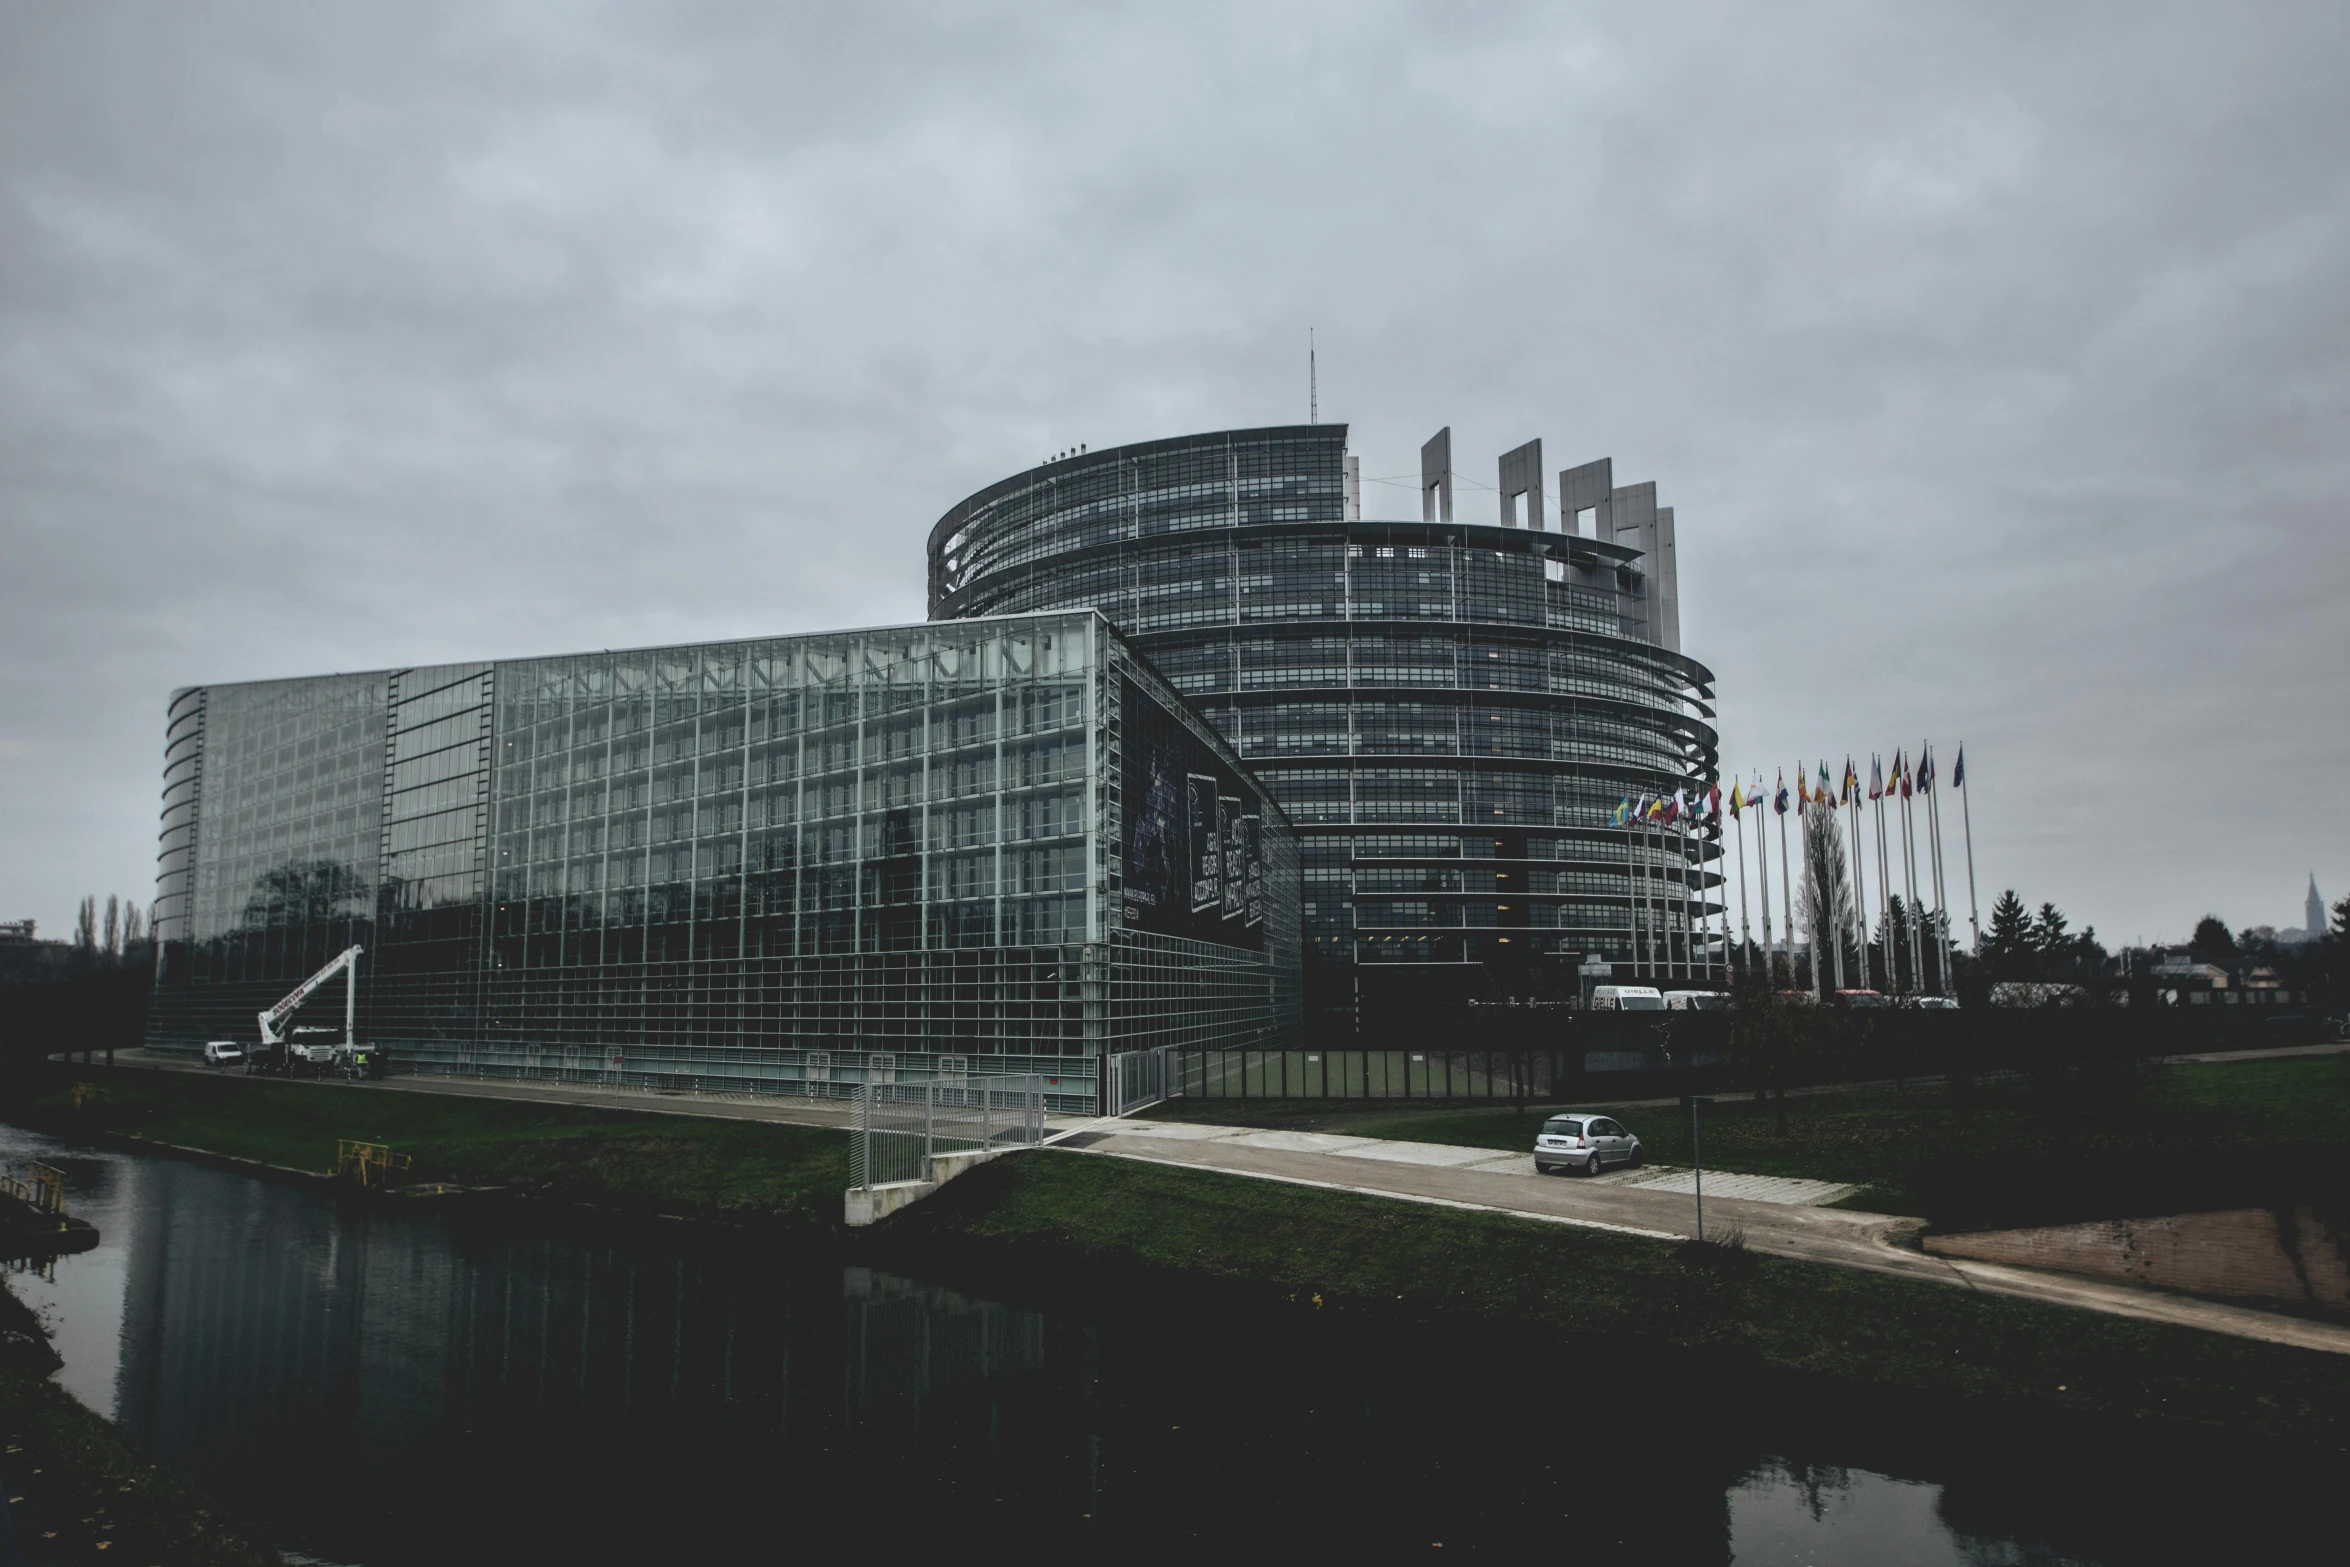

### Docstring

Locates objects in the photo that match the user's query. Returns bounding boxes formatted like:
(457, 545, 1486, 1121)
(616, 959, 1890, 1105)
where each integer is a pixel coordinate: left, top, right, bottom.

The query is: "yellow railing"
(333, 1141, 414, 1189)
(1, 1163, 66, 1216)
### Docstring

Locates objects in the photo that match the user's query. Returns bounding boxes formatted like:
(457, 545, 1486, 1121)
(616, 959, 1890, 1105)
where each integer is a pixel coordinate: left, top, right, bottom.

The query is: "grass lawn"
(1140, 1053, 2350, 1222)
(7, 1064, 847, 1229)
(886, 1151, 2350, 1445)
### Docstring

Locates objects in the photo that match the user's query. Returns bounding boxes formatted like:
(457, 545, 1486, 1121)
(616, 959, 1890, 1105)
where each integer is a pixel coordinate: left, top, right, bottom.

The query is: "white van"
(1588, 985, 1665, 1012)
(1662, 991, 1729, 1011)
(202, 1041, 244, 1066)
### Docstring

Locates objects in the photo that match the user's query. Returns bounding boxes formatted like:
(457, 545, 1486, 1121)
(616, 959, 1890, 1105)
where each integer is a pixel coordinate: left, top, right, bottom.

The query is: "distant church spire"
(2310, 873, 2327, 939)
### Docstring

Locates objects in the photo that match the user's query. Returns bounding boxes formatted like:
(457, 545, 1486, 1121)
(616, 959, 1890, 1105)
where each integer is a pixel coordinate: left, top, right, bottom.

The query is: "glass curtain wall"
(929, 426, 1720, 1026)
(147, 613, 1299, 1107)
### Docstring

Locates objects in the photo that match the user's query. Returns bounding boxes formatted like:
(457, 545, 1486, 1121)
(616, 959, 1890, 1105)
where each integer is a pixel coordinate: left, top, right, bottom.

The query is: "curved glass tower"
(928, 425, 1721, 1026)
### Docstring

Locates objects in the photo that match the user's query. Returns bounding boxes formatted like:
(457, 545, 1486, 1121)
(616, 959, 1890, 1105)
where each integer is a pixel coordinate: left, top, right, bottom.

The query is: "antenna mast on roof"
(1309, 328, 1317, 425)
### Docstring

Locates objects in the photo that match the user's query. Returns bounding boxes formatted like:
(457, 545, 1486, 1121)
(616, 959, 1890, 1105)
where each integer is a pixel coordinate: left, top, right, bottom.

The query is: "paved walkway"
(1044, 1118, 2350, 1356)
(1079, 1118, 1856, 1206)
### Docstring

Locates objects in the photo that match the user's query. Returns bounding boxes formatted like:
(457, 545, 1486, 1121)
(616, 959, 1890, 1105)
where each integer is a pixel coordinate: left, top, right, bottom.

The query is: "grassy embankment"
(880, 1150, 2350, 1446)
(8, 1064, 847, 1231)
(1, 1279, 278, 1565)
(1140, 1052, 2350, 1225)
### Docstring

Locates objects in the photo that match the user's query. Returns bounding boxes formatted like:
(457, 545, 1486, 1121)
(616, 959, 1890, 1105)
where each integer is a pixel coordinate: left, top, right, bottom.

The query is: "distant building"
(0, 919, 34, 946)
(2308, 874, 2328, 941)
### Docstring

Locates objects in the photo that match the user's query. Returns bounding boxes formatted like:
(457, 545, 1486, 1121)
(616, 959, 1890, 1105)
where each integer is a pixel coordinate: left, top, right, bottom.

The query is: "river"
(0, 1121, 2324, 1563)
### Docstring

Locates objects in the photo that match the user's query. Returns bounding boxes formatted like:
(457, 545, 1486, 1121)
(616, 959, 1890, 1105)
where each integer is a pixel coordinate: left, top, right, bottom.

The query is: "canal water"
(0, 1121, 2324, 1563)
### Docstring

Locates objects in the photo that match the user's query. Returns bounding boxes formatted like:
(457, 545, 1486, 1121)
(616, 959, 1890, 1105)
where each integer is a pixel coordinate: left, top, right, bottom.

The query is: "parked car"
(1534, 1114, 1642, 1176)
(1832, 989, 1889, 1009)
(1588, 985, 1665, 1012)
(1900, 995, 1961, 1011)
(201, 1041, 244, 1067)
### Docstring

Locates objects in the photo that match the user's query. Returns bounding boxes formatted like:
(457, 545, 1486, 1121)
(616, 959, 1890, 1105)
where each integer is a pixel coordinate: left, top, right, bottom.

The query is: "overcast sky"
(4, 1, 2346, 950)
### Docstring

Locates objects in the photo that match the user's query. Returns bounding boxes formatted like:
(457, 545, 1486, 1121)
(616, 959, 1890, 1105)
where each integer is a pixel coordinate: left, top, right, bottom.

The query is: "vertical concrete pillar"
(1558, 458, 1613, 540)
(1420, 428, 1453, 522)
(1498, 439, 1544, 529)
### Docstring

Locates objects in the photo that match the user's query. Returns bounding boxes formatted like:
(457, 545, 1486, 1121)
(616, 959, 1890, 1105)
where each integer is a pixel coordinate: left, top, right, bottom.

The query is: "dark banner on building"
(1121, 675, 1264, 952)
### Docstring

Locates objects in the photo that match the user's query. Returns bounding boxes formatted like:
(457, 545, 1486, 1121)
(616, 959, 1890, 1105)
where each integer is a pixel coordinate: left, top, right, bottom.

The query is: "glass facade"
(148, 612, 1302, 1109)
(929, 426, 1720, 1023)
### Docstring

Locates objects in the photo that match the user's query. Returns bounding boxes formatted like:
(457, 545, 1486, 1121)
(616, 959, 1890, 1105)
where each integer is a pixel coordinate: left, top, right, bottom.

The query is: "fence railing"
(1164, 1002, 2333, 1103)
(1101, 1047, 1170, 1117)
(848, 1075, 1047, 1191)
(0, 1163, 64, 1216)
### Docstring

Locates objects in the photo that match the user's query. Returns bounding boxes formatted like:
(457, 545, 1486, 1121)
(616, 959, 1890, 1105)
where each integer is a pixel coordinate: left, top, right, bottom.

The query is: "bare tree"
(75, 895, 98, 953)
(122, 901, 145, 946)
(103, 894, 121, 957)
(1795, 801, 1858, 991)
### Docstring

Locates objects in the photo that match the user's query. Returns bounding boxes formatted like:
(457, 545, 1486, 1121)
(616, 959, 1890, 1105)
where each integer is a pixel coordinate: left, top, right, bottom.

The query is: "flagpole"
(1959, 747, 1981, 952)
(1926, 745, 1949, 993)
(1734, 798, 1752, 982)
(1627, 814, 1644, 981)
(1767, 779, 1776, 982)
(1900, 763, 1921, 993)
(1680, 813, 1695, 984)
(1844, 762, 1867, 991)
(1635, 822, 1654, 982)
(1874, 757, 1891, 989)
(1767, 779, 1785, 991)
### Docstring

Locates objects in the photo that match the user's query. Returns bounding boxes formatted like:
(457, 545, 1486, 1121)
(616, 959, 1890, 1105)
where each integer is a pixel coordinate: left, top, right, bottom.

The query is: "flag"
(1843, 758, 1859, 804)
(1774, 771, 1789, 814)
(1869, 755, 1884, 802)
(1818, 760, 1833, 801)
(1611, 797, 1631, 827)
(1707, 781, 1722, 821)
(1796, 771, 1810, 805)
(1729, 780, 1745, 817)
(1918, 744, 1935, 792)
(1952, 747, 1966, 789)
(1673, 787, 1689, 823)
(1899, 750, 1913, 800)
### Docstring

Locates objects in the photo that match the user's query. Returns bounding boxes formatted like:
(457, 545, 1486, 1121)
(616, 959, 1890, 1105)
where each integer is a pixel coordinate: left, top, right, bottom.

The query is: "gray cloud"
(3, 0, 2345, 946)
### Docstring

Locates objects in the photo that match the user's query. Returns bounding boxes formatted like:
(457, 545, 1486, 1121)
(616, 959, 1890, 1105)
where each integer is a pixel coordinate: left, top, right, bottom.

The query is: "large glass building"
(928, 425, 1719, 1025)
(148, 611, 1301, 1108)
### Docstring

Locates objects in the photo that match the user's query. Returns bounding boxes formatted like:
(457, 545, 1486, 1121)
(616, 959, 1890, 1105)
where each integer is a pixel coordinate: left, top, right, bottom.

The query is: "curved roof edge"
(927, 424, 1348, 557)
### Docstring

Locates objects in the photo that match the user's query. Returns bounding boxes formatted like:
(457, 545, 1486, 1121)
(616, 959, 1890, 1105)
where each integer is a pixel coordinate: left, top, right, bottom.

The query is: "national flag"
(1952, 747, 1966, 789)
(1818, 760, 1833, 801)
(1899, 750, 1913, 800)
(1673, 788, 1689, 823)
(1918, 744, 1935, 792)
(1611, 797, 1631, 827)
(1869, 755, 1884, 802)
(1729, 780, 1745, 818)
(1773, 771, 1790, 814)
(1842, 758, 1859, 804)
(1707, 781, 1722, 821)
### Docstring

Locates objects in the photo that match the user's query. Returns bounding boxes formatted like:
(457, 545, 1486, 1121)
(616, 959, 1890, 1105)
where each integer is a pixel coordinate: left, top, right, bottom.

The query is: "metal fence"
(848, 1075, 1048, 1191)
(1101, 1047, 1170, 1117)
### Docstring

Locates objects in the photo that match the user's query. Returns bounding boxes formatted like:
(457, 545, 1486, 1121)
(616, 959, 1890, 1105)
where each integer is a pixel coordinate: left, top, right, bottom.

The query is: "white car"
(1534, 1114, 1642, 1176)
(202, 1041, 245, 1067)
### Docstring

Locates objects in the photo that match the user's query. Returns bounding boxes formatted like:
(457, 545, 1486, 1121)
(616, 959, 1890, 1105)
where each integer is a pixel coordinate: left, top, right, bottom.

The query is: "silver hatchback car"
(1533, 1114, 1642, 1176)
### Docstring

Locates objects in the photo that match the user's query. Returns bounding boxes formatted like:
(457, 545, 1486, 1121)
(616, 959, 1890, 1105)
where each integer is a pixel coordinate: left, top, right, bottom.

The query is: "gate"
(848, 1075, 1047, 1191)
(1100, 1047, 1170, 1117)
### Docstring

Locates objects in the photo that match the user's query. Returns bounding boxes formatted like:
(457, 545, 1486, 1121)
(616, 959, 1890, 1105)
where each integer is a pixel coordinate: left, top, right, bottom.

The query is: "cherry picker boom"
(253, 944, 363, 1074)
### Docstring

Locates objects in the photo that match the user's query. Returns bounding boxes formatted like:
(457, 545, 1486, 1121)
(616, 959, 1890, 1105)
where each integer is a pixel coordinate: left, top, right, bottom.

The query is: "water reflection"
(0, 1121, 2316, 1563)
